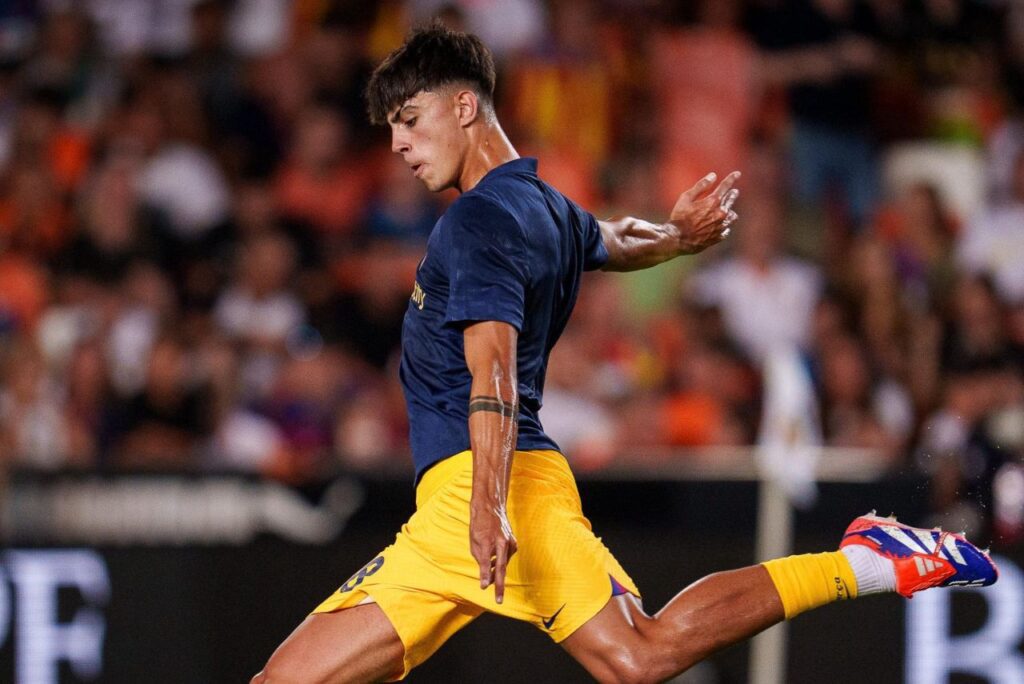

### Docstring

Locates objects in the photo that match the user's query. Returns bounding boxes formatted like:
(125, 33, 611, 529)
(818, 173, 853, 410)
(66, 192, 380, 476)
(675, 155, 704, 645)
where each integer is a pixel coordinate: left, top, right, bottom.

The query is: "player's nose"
(391, 131, 410, 155)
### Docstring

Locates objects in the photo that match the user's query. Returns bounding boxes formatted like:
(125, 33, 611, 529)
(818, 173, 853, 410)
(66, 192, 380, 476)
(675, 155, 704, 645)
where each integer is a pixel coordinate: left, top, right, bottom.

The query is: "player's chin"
(423, 177, 452, 193)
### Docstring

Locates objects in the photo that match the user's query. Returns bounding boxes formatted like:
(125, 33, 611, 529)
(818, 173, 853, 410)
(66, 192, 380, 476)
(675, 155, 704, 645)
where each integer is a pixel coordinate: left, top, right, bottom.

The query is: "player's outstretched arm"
(599, 171, 740, 272)
(463, 320, 520, 605)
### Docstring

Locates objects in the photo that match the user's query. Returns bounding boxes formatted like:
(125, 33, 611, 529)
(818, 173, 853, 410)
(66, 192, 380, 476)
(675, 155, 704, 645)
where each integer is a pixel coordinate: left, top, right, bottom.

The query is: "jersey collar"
(480, 157, 538, 182)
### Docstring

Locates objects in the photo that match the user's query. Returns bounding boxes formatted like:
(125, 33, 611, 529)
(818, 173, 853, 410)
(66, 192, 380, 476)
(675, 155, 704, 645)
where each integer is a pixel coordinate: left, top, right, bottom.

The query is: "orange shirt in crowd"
(652, 29, 756, 208)
(50, 129, 92, 191)
(275, 157, 375, 236)
(0, 201, 70, 255)
(0, 254, 49, 331)
(659, 392, 725, 447)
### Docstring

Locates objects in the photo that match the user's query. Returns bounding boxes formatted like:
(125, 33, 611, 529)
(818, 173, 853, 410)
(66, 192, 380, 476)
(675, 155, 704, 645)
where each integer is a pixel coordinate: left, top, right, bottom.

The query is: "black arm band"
(468, 395, 518, 419)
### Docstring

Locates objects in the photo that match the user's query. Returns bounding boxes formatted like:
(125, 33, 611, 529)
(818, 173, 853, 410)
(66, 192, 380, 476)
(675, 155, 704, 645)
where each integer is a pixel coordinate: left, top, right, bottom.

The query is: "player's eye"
(405, 117, 417, 128)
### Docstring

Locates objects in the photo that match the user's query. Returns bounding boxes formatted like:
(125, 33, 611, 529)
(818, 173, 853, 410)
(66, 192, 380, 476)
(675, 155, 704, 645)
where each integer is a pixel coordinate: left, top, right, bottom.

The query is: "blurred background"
(0, 0, 1023, 682)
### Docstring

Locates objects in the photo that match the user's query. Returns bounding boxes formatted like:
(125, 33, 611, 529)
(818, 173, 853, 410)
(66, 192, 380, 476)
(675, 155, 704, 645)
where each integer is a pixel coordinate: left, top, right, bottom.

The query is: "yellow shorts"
(313, 449, 640, 680)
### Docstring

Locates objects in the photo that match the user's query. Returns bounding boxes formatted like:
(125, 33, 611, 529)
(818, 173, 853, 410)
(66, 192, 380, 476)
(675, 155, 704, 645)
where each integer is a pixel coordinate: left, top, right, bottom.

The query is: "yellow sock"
(761, 552, 859, 620)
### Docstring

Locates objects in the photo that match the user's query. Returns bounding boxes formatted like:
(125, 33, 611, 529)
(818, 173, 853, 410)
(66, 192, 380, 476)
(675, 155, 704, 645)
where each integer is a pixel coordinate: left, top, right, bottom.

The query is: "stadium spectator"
(409, 0, 545, 59)
(652, 0, 758, 211)
(503, 0, 617, 205)
(0, 154, 71, 257)
(814, 332, 912, 457)
(328, 239, 420, 369)
(986, 116, 1024, 203)
(842, 232, 908, 378)
(0, 248, 48, 333)
(62, 339, 112, 464)
(942, 274, 1016, 373)
(659, 337, 751, 447)
(688, 191, 823, 364)
(274, 103, 373, 238)
(56, 148, 162, 285)
(214, 231, 306, 399)
(20, 10, 104, 126)
(299, 8, 377, 144)
(750, 0, 881, 230)
(877, 183, 958, 312)
(540, 329, 620, 469)
(958, 149, 1024, 303)
(916, 357, 1023, 537)
(135, 70, 232, 243)
(108, 334, 213, 469)
(363, 154, 441, 243)
(105, 262, 176, 397)
(333, 379, 408, 473)
(903, 0, 1003, 144)
(0, 340, 73, 469)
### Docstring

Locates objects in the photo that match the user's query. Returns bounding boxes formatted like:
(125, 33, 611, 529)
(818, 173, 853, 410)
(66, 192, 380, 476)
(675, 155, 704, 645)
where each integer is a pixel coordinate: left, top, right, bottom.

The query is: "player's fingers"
(682, 172, 717, 201)
(475, 547, 493, 589)
(720, 188, 739, 213)
(712, 171, 741, 200)
(494, 542, 509, 604)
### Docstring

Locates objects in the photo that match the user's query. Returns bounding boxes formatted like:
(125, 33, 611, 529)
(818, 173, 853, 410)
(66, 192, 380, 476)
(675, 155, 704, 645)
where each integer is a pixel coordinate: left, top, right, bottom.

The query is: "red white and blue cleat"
(840, 512, 999, 598)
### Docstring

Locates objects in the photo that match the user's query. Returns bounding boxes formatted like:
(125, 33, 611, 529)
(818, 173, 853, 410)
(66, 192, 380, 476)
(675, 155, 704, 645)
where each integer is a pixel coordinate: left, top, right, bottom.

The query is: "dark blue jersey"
(400, 158, 608, 479)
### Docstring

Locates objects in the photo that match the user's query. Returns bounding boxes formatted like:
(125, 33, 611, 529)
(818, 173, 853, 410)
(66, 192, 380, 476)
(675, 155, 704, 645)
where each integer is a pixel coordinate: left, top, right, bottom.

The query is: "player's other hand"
(469, 499, 518, 604)
(668, 171, 740, 254)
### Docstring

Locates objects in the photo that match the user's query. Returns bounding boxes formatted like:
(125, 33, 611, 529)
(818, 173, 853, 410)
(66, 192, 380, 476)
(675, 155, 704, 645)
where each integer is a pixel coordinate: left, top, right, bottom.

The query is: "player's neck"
(456, 123, 519, 193)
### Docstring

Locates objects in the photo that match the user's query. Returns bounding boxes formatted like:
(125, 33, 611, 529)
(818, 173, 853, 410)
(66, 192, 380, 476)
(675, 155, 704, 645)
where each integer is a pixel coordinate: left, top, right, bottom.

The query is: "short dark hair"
(365, 22, 496, 125)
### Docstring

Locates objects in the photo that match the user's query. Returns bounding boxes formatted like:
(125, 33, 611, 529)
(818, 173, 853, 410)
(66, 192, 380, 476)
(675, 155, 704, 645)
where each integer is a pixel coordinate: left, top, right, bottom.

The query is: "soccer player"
(252, 24, 998, 684)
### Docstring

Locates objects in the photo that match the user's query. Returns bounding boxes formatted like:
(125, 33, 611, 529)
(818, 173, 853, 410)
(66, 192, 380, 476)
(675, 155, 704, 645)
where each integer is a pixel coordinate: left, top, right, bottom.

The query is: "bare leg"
(561, 565, 783, 684)
(251, 603, 405, 684)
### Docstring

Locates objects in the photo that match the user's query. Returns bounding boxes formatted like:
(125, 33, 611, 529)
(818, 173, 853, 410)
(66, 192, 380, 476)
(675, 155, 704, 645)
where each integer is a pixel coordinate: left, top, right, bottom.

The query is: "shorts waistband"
(415, 449, 568, 508)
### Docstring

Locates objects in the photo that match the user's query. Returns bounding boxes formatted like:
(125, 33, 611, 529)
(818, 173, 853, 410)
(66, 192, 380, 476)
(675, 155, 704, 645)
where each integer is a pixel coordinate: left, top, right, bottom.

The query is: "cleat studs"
(982, 548, 991, 556)
(868, 509, 877, 516)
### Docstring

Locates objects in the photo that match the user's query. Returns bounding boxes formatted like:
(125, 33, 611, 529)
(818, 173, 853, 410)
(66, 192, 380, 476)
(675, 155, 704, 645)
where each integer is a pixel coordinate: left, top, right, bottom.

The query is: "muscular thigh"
(259, 603, 404, 684)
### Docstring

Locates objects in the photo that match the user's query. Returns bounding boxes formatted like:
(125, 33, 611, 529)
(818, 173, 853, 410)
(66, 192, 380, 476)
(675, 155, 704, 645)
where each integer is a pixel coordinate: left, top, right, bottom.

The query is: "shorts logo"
(339, 556, 385, 593)
(542, 604, 566, 630)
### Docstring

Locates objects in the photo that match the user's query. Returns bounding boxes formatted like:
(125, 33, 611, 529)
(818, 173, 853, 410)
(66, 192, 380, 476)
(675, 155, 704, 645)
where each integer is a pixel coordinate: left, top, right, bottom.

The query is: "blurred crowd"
(0, 0, 1023, 535)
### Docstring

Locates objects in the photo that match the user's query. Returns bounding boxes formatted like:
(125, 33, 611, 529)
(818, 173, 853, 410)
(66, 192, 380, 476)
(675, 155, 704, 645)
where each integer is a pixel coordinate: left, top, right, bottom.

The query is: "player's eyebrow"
(390, 104, 418, 124)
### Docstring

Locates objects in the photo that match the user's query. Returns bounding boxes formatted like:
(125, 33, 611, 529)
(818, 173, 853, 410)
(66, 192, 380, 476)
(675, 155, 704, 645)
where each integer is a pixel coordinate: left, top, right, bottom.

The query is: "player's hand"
(667, 171, 740, 254)
(469, 498, 518, 604)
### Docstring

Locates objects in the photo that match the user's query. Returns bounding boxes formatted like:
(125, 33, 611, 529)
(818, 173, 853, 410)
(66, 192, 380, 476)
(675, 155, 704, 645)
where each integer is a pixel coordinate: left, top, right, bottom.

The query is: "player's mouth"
(411, 163, 425, 178)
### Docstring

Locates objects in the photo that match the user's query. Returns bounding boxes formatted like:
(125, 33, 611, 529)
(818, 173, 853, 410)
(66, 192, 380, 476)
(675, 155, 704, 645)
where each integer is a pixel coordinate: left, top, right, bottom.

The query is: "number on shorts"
(339, 556, 385, 593)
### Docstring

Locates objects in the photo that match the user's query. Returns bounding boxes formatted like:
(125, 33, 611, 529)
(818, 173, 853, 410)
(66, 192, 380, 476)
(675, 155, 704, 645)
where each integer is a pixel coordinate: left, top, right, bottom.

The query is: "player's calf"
(564, 569, 784, 684)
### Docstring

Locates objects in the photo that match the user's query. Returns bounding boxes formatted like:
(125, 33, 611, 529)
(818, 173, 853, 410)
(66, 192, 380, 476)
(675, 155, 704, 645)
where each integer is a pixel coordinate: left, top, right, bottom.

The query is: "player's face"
(389, 91, 466, 192)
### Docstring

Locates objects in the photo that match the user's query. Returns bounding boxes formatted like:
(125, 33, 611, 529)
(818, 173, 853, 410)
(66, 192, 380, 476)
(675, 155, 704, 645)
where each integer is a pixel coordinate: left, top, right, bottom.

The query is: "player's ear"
(455, 89, 479, 127)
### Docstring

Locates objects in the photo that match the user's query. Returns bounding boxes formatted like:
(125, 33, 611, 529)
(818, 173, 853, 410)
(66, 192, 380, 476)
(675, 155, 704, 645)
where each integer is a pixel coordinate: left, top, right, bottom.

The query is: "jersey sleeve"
(443, 195, 530, 331)
(567, 197, 608, 271)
